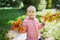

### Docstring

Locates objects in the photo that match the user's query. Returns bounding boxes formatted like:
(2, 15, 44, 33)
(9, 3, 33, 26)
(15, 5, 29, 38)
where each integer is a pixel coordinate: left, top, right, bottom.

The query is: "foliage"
(0, 0, 60, 9)
(41, 11, 60, 23)
(46, 0, 52, 9)
(52, 0, 60, 8)
(0, 0, 21, 7)
(41, 22, 60, 40)
(39, 11, 60, 40)
(22, 0, 40, 10)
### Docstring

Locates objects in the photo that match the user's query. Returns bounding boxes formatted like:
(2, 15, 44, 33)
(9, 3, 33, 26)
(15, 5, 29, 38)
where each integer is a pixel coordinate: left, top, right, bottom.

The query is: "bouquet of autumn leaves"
(11, 19, 26, 33)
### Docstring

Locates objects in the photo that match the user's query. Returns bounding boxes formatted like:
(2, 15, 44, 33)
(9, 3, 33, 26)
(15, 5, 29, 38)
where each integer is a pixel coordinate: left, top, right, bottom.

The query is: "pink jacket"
(23, 17, 45, 40)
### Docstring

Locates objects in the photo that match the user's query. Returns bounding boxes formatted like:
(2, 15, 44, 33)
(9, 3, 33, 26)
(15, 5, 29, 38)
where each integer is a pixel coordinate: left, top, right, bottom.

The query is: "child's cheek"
(27, 12, 31, 15)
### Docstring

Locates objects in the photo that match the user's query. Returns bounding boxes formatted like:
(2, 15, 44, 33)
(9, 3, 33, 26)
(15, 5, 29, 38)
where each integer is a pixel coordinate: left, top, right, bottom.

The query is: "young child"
(23, 6, 45, 40)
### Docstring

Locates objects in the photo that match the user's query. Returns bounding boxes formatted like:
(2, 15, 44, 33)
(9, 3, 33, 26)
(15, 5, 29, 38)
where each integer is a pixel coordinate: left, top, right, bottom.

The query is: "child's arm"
(22, 20, 28, 33)
(37, 19, 45, 30)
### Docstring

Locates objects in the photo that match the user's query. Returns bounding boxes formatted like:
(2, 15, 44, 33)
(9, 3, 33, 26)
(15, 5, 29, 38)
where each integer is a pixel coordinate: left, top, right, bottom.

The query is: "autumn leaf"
(41, 11, 60, 23)
(18, 26, 26, 33)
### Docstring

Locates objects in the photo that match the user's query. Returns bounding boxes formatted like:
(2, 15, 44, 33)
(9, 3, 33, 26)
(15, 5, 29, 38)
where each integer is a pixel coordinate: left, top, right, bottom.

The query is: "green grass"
(0, 9, 26, 29)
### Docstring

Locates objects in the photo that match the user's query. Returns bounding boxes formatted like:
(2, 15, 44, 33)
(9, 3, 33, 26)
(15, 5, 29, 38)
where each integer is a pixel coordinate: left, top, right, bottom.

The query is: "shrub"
(22, 0, 41, 10)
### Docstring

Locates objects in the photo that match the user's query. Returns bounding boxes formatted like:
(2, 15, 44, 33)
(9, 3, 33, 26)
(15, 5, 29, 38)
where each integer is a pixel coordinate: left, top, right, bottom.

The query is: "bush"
(22, 0, 41, 10)
(0, 0, 21, 7)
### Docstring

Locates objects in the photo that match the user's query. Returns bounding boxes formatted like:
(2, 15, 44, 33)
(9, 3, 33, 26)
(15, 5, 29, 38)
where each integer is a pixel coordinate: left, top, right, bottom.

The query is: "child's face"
(27, 8, 36, 19)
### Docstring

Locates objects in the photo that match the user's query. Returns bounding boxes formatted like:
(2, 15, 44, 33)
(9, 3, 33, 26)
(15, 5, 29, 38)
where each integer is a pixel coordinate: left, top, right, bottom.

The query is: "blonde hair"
(26, 6, 36, 11)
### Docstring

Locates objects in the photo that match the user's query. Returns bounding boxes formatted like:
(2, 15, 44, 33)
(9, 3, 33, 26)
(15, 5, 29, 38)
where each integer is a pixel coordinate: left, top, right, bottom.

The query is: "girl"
(23, 6, 45, 40)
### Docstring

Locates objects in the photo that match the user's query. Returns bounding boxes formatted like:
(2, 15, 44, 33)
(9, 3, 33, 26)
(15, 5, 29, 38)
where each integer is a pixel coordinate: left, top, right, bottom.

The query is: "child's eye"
(29, 11, 31, 13)
(32, 11, 34, 13)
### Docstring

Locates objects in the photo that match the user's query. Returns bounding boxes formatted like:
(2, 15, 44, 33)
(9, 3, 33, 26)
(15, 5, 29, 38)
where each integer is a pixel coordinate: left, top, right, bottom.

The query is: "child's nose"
(30, 12, 32, 13)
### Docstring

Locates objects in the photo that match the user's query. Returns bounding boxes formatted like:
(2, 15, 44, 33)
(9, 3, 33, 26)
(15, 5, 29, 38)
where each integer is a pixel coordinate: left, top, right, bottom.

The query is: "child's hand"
(41, 22, 45, 26)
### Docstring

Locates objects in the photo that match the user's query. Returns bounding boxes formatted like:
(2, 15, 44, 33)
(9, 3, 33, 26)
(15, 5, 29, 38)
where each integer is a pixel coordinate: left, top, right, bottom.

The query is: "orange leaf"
(18, 26, 26, 33)
(17, 19, 22, 25)
(11, 26, 18, 30)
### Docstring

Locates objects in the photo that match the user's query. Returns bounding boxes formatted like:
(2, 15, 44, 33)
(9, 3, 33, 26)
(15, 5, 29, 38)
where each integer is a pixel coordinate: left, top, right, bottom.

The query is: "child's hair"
(26, 5, 36, 11)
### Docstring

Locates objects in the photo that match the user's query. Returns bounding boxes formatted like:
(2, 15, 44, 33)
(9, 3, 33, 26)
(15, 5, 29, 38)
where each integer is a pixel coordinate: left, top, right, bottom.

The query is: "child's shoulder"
(23, 18, 29, 23)
(23, 19, 28, 23)
(35, 18, 39, 21)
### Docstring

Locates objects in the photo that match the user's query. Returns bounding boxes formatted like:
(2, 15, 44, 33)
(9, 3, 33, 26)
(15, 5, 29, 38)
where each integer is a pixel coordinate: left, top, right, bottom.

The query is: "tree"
(22, 0, 41, 10)
(0, 0, 21, 7)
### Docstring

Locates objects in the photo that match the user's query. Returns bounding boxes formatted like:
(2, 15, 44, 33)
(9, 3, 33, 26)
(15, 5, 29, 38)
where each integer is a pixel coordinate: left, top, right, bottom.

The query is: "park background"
(0, 0, 60, 40)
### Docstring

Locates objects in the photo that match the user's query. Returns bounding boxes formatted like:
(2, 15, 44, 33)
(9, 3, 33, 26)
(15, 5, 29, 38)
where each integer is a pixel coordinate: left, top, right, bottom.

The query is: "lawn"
(0, 9, 26, 29)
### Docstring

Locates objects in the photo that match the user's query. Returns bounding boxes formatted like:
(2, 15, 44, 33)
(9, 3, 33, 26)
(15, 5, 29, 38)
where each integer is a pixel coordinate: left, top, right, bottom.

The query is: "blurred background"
(0, 0, 60, 40)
